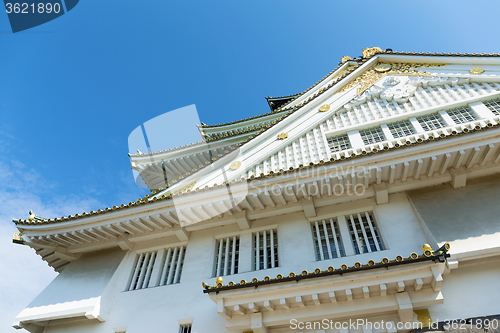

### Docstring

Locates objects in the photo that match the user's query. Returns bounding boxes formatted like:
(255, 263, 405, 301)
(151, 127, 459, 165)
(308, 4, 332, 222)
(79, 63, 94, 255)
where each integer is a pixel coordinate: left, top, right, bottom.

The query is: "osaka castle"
(12, 47, 500, 333)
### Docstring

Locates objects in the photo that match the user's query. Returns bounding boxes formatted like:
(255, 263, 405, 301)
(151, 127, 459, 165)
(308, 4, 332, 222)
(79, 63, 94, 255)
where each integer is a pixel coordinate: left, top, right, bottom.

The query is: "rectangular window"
(484, 99, 500, 116)
(417, 114, 445, 131)
(447, 107, 476, 124)
(311, 219, 345, 261)
(179, 324, 192, 333)
(346, 212, 384, 255)
(157, 246, 186, 286)
(387, 120, 415, 138)
(214, 236, 239, 277)
(127, 245, 186, 291)
(327, 135, 351, 153)
(359, 128, 385, 145)
(253, 229, 279, 270)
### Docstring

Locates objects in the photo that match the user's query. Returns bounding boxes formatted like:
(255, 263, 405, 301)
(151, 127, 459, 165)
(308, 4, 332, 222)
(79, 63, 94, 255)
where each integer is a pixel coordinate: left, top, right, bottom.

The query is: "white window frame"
(416, 113, 446, 131)
(446, 106, 476, 124)
(126, 242, 187, 291)
(359, 127, 385, 145)
(483, 99, 500, 115)
(346, 212, 385, 255)
(311, 219, 345, 261)
(327, 134, 351, 153)
(212, 225, 279, 277)
(252, 228, 279, 271)
(179, 324, 192, 333)
(213, 236, 240, 277)
(387, 120, 415, 138)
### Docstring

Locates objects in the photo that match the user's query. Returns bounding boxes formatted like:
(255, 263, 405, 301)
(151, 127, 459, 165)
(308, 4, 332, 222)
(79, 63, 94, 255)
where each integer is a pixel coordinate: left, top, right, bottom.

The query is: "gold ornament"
(277, 132, 289, 140)
(341, 55, 352, 63)
(216, 276, 223, 285)
(336, 62, 449, 96)
(230, 161, 241, 170)
(362, 46, 383, 58)
(319, 104, 330, 112)
(422, 244, 433, 252)
(374, 63, 392, 73)
(469, 67, 484, 74)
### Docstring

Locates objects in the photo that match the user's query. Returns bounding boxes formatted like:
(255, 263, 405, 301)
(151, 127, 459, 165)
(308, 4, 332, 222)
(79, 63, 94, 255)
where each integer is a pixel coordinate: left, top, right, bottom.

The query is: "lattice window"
(179, 324, 192, 333)
(346, 212, 384, 255)
(417, 114, 445, 131)
(387, 120, 415, 138)
(447, 107, 476, 124)
(158, 246, 186, 285)
(127, 245, 186, 291)
(359, 128, 385, 145)
(128, 251, 157, 291)
(214, 236, 240, 277)
(327, 135, 351, 152)
(253, 229, 279, 270)
(484, 99, 500, 115)
(311, 219, 345, 261)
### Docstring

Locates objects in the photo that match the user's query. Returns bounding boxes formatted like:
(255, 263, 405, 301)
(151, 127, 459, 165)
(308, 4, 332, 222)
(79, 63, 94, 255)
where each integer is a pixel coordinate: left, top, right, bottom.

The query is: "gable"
(163, 55, 500, 194)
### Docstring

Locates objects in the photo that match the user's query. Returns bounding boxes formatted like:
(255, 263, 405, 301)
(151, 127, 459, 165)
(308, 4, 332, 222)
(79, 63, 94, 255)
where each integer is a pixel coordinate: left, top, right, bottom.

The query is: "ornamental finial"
(341, 55, 352, 63)
(362, 46, 383, 58)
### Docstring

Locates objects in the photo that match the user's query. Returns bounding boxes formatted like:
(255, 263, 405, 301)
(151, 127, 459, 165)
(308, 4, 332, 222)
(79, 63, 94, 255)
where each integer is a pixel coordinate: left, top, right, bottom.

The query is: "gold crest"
(229, 161, 241, 170)
(277, 132, 289, 140)
(469, 67, 484, 74)
(362, 46, 383, 58)
(319, 104, 330, 112)
(341, 55, 352, 63)
(374, 63, 392, 73)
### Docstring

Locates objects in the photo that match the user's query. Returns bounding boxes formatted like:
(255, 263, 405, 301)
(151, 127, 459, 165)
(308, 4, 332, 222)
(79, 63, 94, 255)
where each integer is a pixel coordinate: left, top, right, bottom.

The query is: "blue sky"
(1, 0, 500, 331)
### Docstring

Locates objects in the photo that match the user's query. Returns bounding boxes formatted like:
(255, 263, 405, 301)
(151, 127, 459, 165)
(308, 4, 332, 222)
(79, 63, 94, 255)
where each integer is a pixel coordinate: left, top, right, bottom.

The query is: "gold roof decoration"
(277, 132, 289, 140)
(362, 46, 383, 58)
(230, 161, 241, 170)
(202, 248, 450, 292)
(14, 50, 500, 227)
(174, 179, 199, 195)
(337, 61, 449, 96)
(469, 67, 484, 74)
(341, 55, 353, 63)
(12, 232, 24, 244)
(14, 116, 500, 226)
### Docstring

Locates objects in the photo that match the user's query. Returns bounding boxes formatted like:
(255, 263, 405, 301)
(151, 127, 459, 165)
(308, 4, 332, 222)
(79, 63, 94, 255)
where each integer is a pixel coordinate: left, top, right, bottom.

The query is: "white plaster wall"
(28, 248, 125, 307)
(428, 256, 500, 322)
(408, 174, 500, 259)
(31, 190, 499, 333)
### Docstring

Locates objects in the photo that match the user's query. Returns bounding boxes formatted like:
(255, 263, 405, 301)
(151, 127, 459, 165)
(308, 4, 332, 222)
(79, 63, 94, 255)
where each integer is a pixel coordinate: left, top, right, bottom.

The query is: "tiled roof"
(15, 48, 500, 226)
(202, 249, 450, 293)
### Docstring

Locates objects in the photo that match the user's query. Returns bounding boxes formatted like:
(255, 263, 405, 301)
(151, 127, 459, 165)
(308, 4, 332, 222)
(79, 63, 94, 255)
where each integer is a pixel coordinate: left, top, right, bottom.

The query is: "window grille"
(346, 212, 384, 255)
(387, 121, 415, 138)
(253, 229, 279, 270)
(359, 128, 385, 145)
(417, 114, 445, 131)
(311, 219, 345, 261)
(179, 324, 192, 333)
(327, 135, 351, 153)
(447, 107, 476, 124)
(128, 245, 186, 291)
(158, 246, 186, 286)
(484, 99, 500, 115)
(214, 236, 239, 277)
(128, 250, 157, 291)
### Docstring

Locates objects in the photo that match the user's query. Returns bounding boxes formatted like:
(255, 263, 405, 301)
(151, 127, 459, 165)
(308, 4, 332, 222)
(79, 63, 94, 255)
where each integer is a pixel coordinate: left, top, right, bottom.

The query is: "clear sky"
(1, 0, 499, 331)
